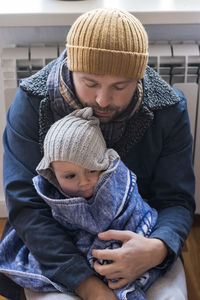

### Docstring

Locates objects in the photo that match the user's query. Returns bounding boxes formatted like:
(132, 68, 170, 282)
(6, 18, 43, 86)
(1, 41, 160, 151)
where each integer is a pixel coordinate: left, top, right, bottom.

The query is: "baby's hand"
(75, 275, 118, 300)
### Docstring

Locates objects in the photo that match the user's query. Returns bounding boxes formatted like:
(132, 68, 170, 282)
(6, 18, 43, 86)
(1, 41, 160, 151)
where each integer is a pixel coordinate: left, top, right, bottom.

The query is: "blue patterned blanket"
(0, 160, 159, 299)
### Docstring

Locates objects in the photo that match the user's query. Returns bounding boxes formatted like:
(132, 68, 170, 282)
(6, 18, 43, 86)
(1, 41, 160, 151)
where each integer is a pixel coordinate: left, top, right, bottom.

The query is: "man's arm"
(92, 93, 195, 288)
(149, 92, 195, 256)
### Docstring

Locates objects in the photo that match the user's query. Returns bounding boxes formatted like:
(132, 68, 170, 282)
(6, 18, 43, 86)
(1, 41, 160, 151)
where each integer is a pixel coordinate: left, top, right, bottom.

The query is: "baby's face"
(51, 161, 101, 198)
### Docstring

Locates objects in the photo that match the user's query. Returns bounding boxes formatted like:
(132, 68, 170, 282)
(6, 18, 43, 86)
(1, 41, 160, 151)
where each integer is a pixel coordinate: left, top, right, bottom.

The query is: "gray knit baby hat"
(36, 107, 119, 186)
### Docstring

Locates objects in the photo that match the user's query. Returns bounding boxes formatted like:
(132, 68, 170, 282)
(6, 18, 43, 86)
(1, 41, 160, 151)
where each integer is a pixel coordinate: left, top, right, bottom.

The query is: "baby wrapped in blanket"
(0, 107, 162, 300)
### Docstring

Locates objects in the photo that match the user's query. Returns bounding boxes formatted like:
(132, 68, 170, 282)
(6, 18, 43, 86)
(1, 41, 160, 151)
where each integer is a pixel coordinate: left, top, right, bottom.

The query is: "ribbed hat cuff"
(67, 45, 148, 79)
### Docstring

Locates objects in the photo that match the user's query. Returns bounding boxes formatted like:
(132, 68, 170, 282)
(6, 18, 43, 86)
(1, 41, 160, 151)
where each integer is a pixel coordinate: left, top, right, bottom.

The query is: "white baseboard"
(0, 199, 8, 218)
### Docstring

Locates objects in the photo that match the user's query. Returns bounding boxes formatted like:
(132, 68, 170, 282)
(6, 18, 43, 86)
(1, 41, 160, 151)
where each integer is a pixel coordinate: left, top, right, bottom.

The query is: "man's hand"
(75, 275, 118, 300)
(92, 230, 168, 289)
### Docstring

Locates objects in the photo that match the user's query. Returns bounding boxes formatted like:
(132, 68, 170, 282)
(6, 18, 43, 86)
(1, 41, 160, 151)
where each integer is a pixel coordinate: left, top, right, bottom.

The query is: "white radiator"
(0, 42, 200, 216)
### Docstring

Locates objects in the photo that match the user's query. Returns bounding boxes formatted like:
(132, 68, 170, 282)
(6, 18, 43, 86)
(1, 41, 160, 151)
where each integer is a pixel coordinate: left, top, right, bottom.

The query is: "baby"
(0, 107, 164, 300)
(36, 106, 119, 200)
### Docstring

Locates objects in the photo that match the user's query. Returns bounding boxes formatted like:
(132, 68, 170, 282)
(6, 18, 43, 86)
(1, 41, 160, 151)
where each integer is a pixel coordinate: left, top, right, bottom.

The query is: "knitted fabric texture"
(36, 107, 119, 187)
(66, 8, 148, 79)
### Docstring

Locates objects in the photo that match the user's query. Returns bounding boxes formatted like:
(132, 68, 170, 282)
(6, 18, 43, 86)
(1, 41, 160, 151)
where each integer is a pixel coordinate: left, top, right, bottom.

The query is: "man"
(0, 8, 195, 300)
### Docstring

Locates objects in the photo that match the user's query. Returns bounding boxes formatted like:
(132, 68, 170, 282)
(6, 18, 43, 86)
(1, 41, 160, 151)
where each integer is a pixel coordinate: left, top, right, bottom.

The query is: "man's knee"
(147, 285, 187, 300)
(146, 258, 187, 300)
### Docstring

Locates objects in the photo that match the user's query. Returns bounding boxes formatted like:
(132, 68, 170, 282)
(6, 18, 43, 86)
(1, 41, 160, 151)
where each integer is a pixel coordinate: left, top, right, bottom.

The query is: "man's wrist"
(156, 245, 175, 269)
(149, 238, 168, 266)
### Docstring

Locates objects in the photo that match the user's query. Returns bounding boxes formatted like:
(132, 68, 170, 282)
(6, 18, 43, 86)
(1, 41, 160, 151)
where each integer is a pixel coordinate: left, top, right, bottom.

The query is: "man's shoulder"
(19, 60, 56, 98)
(143, 66, 181, 111)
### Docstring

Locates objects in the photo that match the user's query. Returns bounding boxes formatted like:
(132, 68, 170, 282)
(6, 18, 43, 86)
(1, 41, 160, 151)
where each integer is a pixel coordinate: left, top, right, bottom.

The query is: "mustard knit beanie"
(66, 8, 148, 79)
(36, 107, 119, 187)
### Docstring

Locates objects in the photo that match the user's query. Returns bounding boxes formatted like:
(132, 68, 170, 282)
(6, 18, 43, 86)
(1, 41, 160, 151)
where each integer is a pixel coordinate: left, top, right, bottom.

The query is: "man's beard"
(82, 103, 124, 123)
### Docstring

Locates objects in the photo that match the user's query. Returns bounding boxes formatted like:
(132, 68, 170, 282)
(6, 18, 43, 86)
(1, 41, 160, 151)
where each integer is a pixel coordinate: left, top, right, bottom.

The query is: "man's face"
(72, 72, 138, 123)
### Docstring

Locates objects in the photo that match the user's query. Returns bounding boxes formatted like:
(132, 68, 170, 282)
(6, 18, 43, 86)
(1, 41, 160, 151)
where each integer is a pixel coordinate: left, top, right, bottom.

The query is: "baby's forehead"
(51, 160, 102, 173)
(51, 160, 84, 171)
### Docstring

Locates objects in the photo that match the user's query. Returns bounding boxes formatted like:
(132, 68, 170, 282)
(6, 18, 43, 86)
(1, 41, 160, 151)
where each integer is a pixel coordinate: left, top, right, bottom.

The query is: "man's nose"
(95, 89, 111, 108)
